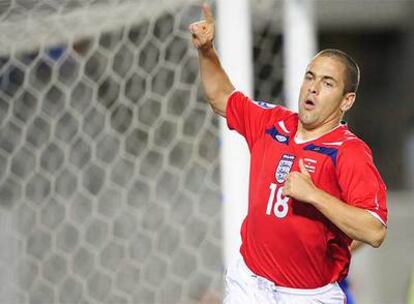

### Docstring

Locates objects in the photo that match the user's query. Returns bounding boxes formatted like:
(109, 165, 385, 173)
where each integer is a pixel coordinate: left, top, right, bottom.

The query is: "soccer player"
(189, 4, 388, 303)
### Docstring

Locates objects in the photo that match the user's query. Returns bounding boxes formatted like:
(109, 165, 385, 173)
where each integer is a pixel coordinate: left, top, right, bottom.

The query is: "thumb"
(299, 159, 311, 177)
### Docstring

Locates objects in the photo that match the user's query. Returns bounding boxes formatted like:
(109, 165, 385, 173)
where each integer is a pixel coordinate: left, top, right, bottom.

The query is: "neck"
(296, 118, 342, 141)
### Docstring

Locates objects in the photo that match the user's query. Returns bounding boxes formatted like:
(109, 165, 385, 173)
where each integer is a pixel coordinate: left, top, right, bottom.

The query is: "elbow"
(208, 94, 229, 117)
(369, 225, 387, 248)
(370, 238, 382, 248)
(210, 103, 226, 117)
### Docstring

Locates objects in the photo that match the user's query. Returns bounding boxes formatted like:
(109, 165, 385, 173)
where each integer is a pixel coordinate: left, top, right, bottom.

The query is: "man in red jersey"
(189, 4, 387, 303)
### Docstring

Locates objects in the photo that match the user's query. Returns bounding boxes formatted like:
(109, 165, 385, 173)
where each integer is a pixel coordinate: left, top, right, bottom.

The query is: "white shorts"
(223, 253, 346, 304)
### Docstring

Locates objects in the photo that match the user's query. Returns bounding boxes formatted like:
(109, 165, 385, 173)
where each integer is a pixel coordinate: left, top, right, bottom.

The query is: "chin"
(299, 114, 318, 129)
(299, 111, 313, 123)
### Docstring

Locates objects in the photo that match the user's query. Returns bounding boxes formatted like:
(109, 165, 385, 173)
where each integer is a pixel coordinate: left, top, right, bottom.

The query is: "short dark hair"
(315, 49, 360, 94)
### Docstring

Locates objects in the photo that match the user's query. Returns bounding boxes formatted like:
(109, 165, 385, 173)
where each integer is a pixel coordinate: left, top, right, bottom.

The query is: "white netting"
(0, 1, 224, 303)
(252, 0, 284, 104)
(0, 0, 199, 55)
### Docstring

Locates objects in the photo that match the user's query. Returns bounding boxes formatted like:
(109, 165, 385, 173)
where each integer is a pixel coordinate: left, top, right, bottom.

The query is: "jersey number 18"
(266, 183, 289, 218)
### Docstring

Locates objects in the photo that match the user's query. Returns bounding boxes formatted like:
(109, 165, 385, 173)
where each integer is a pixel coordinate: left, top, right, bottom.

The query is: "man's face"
(298, 55, 350, 129)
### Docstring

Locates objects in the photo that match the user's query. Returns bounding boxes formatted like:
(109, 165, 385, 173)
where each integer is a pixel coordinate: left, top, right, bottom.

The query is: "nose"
(308, 81, 319, 95)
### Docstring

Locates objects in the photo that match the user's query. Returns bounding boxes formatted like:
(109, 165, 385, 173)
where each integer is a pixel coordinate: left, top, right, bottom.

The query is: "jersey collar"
(280, 114, 348, 146)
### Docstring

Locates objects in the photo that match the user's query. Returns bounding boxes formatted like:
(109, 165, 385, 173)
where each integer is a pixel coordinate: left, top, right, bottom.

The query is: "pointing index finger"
(202, 3, 214, 23)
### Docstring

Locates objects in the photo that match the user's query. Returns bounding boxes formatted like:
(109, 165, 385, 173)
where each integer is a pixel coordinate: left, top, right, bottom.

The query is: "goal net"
(252, 0, 284, 104)
(0, 1, 224, 303)
(0, 0, 285, 303)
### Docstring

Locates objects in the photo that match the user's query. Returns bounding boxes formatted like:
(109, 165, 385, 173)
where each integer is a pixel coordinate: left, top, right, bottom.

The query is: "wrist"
(198, 45, 215, 57)
(309, 187, 326, 208)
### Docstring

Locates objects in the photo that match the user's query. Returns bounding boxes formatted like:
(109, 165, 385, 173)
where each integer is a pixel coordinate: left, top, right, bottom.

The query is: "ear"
(340, 92, 356, 112)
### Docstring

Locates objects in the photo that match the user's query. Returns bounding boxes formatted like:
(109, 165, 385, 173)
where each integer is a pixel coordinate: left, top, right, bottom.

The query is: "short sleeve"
(336, 141, 388, 226)
(226, 91, 290, 150)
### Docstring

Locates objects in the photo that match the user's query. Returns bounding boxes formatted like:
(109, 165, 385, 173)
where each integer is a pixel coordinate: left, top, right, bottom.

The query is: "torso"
(241, 113, 351, 288)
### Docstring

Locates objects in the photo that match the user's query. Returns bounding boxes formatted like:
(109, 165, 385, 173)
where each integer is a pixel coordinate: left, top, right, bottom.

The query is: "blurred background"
(0, 0, 412, 303)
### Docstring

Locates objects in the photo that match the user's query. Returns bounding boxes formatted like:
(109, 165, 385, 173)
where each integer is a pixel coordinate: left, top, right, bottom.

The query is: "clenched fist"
(282, 159, 318, 204)
(189, 4, 215, 51)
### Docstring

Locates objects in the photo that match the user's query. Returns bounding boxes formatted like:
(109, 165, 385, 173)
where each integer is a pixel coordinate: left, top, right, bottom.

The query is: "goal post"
(217, 0, 252, 268)
(283, 0, 317, 111)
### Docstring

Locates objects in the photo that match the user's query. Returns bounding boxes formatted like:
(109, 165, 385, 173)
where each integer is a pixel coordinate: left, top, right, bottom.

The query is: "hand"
(189, 4, 215, 51)
(282, 159, 318, 204)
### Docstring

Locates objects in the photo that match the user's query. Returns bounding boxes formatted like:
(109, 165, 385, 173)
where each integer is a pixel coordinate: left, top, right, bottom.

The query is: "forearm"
(310, 189, 386, 248)
(198, 47, 234, 117)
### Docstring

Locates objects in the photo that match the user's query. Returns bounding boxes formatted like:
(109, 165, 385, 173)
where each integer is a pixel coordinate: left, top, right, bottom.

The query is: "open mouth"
(303, 99, 316, 109)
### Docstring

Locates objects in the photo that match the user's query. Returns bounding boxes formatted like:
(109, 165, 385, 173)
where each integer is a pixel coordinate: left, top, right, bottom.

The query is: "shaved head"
(314, 49, 360, 94)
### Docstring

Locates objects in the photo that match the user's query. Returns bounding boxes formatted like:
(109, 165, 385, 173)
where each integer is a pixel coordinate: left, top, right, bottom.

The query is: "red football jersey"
(226, 91, 387, 289)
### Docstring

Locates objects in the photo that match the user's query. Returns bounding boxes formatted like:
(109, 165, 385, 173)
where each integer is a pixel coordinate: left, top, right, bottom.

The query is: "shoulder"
(337, 130, 374, 164)
(339, 130, 371, 154)
(228, 90, 295, 119)
(316, 127, 373, 167)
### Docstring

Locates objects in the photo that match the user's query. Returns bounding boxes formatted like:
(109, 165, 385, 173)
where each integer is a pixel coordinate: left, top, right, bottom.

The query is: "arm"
(189, 4, 234, 117)
(307, 186, 386, 248)
(283, 159, 386, 248)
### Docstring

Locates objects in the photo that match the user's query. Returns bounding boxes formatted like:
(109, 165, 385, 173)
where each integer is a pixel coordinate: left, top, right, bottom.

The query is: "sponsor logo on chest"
(275, 134, 288, 143)
(275, 154, 295, 183)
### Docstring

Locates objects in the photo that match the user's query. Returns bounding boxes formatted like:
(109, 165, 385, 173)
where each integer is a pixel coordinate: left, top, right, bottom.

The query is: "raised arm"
(189, 4, 234, 117)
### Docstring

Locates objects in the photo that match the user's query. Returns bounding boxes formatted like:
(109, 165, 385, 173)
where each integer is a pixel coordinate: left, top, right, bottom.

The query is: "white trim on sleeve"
(367, 210, 387, 227)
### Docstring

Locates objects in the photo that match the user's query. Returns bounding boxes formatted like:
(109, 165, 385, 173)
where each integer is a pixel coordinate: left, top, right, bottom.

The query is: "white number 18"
(266, 183, 289, 218)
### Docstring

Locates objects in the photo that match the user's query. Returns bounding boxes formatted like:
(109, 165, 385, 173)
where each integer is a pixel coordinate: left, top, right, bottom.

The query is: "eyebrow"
(306, 71, 338, 83)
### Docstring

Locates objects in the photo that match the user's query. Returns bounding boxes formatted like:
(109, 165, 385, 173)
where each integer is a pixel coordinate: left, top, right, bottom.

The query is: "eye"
(305, 74, 313, 81)
(324, 81, 334, 87)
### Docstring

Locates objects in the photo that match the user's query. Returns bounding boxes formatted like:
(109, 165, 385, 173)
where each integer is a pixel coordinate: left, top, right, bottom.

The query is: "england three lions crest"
(275, 154, 295, 183)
